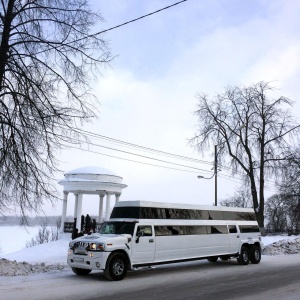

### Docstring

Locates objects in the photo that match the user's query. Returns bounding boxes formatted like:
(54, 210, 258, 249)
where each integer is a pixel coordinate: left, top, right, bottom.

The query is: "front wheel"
(237, 246, 249, 265)
(104, 253, 128, 281)
(71, 267, 92, 276)
(250, 245, 261, 264)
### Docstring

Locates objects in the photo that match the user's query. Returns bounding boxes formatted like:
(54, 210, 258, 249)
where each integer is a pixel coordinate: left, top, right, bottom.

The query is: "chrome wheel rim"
(113, 259, 124, 275)
(243, 251, 248, 262)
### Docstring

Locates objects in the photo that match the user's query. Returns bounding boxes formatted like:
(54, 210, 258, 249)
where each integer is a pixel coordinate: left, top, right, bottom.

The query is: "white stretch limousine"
(67, 201, 262, 281)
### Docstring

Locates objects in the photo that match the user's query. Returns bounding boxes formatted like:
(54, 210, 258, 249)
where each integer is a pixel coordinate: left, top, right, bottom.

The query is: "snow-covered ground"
(0, 226, 299, 277)
(1, 232, 71, 264)
(0, 228, 71, 277)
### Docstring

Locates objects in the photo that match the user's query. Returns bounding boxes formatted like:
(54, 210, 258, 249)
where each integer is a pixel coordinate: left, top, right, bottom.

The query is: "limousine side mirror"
(136, 231, 144, 243)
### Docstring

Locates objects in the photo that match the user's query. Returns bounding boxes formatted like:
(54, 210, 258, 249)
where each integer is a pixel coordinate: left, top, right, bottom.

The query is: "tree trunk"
(0, 0, 15, 88)
(256, 211, 266, 235)
(249, 174, 266, 235)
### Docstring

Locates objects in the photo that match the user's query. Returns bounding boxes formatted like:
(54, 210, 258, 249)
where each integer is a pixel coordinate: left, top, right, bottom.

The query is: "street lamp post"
(214, 144, 217, 207)
(197, 144, 218, 206)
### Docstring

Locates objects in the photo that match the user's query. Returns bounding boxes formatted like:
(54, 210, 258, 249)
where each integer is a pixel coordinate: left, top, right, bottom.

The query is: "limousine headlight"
(88, 243, 105, 251)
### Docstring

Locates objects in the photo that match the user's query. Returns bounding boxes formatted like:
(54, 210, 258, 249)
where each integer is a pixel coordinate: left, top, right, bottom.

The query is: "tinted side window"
(185, 226, 207, 235)
(228, 225, 237, 233)
(207, 225, 228, 234)
(110, 207, 140, 219)
(207, 211, 223, 220)
(240, 212, 256, 221)
(155, 226, 170, 236)
(239, 225, 260, 233)
(154, 226, 208, 236)
(137, 225, 152, 237)
(222, 211, 239, 220)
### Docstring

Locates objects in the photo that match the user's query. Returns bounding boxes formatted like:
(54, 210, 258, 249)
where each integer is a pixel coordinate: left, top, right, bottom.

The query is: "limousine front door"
(131, 225, 155, 264)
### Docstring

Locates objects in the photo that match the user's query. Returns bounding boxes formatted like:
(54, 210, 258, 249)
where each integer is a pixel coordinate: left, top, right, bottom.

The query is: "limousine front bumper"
(67, 249, 109, 270)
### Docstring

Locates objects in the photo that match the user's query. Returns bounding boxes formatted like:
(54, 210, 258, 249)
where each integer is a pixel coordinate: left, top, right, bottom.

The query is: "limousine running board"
(132, 253, 239, 268)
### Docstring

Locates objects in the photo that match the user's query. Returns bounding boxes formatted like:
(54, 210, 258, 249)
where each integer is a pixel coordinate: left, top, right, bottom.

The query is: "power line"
(67, 139, 279, 192)
(89, 0, 188, 38)
(6, 108, 279, 188)
(34, 0, 188, 55)
(68, 145, 205, 174)
(71, 139, 210, 173)
(73, 127, 214, 166)
(73, 128, 279, 189)
(57, 126, 279, 189)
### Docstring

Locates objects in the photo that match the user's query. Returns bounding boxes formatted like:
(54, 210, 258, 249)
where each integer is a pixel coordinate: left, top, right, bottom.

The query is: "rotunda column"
(98, 194, 105, 223)
(75, 193, 83, 232)
(105, 192, 111, 220)
(74, 194, 78, 218)
(60, 191, 69, 233)
(115, 193, 121, 204)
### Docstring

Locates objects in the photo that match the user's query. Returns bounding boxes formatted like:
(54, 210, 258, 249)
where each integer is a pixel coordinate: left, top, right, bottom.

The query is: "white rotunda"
(58, 166, 127, 233)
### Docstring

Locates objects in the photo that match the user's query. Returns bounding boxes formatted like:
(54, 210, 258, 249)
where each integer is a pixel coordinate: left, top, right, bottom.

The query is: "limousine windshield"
(98, 221, 135, 235)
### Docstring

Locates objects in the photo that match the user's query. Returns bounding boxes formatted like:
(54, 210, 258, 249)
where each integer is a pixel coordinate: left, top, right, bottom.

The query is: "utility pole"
(214, 145, 217, 206)
(197, 144, 219, 206)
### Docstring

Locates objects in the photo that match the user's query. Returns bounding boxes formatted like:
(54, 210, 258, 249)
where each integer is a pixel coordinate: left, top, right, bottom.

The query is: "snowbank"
(0, 259, 65, 276)
(262, 238, 300, 255)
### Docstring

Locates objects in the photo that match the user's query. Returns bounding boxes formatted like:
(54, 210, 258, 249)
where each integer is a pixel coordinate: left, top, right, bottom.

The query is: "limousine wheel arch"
(237, 246, 250, 265)
(104, 252, 128, 281)
(249, 245, 261, 264)
(71, 267, 92, 276)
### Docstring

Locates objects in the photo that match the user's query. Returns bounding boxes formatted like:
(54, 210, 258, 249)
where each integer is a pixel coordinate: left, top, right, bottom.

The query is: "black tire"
(250, 245, 261, 264)
(207, 256, 218, 262)
(71, 267, 92, 276)
(104, 253, 128, 281)
(237, 246, 249, 265)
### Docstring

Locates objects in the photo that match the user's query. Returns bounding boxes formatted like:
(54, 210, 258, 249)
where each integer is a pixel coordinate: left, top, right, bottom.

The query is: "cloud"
(48, 0, 300, 216)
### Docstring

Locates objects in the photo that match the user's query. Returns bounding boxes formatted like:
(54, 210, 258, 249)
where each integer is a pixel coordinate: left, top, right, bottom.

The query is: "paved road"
(1, 254, 300, 300)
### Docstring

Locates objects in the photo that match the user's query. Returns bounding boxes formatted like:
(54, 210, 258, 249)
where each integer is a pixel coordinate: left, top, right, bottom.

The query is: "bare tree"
(0, 0, 111, 220)
(265, 194, 288, 233)
(220, 186, 252, 208)
(191, 82, 300, 232)
(279, 151, 300, 233)
(26, 221, 59, 247)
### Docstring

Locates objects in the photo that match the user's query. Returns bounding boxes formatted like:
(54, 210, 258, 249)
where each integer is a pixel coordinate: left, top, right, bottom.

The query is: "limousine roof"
(114, 201, 255, 213)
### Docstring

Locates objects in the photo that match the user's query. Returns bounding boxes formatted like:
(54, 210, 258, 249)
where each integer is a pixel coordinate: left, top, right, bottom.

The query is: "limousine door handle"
(237, 235, 240, 238)
(149, 239, 154, 243)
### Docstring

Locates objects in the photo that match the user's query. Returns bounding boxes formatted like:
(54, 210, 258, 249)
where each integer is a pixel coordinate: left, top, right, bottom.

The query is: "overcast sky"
(50, 0, 300, 217)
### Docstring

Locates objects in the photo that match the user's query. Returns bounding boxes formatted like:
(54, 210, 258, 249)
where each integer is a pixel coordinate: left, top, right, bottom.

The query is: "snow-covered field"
(0, 225, 299, 277)
(0, 226, 40, 255)
(0, 226, 71, 277)
(0, 226, 71, 263)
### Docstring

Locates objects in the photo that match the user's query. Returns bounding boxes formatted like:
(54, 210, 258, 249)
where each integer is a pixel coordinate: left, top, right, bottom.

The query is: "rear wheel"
(207, 256, 218, 262)
(250, 245, 261, 264)
(104, 253, 128, 281)
(71, 267, 92, 276)
(237, 246, 249, 265)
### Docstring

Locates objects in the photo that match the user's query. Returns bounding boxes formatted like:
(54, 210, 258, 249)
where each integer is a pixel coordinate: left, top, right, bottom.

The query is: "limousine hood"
(70, 233, 132, 252)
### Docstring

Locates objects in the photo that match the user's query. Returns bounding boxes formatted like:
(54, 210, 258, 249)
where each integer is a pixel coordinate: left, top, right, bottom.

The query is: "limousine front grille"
(73, 241, 89, 255)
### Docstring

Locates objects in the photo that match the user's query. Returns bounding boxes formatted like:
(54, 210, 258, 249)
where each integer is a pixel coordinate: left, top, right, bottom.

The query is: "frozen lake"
(0, 226, 40, 255)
